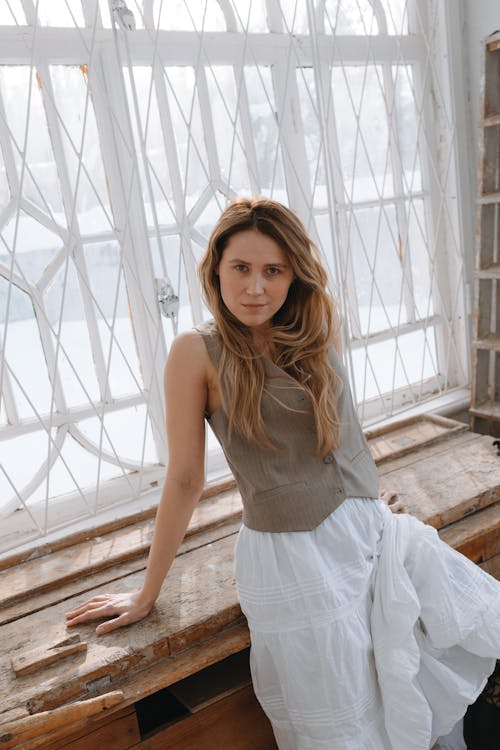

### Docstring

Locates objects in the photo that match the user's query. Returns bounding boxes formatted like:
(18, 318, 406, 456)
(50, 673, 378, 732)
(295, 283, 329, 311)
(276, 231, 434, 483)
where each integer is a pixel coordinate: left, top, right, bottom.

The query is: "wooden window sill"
(0, 417, 499, 749)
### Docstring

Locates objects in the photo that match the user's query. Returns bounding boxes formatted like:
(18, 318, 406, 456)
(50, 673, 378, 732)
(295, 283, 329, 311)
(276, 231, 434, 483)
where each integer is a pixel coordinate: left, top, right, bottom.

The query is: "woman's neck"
(251, 329, 275, 359)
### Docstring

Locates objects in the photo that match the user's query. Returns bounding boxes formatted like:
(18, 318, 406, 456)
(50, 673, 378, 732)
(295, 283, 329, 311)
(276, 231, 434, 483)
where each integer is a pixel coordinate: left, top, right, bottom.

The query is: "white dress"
(234, 497, 500, 750)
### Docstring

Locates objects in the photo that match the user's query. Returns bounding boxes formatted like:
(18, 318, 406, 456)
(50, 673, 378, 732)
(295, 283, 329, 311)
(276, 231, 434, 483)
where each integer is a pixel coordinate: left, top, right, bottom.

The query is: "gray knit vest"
(197, 321, 380, 532)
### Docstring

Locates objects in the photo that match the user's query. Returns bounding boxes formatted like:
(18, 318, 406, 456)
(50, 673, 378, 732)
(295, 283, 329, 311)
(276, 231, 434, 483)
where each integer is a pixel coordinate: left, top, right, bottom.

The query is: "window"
(0, 0, 469, 552)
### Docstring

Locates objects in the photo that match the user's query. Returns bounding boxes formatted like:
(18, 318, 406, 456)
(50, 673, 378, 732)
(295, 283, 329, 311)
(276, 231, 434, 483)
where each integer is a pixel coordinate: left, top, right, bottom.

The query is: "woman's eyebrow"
(226, 258, 289, 267)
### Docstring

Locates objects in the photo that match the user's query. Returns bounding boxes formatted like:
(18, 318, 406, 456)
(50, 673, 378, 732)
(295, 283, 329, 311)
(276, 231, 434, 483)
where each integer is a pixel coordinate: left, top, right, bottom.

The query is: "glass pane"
(85, 241, 144, 397)
(394, 65, 422, 192)
(153, 0, 226, 30)
(228, 0, 268, 31)
(332, 65, 393, 201)
(323, 0, 408, 35)
(205, 67, 251, 193)
(0, 66, 66, 223)
(98, 0, 112, 27)
(78, 405, 159, 466)
(153, 236, 195, 345)
(0, 160, 9, 214)
(27, 433, 125, 512)
(50, 66, 113, 234)
(380, 0, 408, 35)
(37, 0, 85, 26)
(164, 67, 210, 211)
(314, 212, 337, 282)
(407, 198, 434, 318)
(0, 429, 53, 514)
(352, 326, 439, 403)
(193, 193, 227, 248)
(0, 211, 63, 284)
(278, 0, 309, 33)
(150, 233, 179, 283)
(296, 68, 327, 205)
(324, 0, 379, 35)
(0, 278, 53, 417)
(0, 0, 25, 24)
(44, 257, 101, 406)
(244, 66, 286, 195)
(126, 67, 176, 227)
(348, 204, 407, 335)
(0, 390, 6, 425)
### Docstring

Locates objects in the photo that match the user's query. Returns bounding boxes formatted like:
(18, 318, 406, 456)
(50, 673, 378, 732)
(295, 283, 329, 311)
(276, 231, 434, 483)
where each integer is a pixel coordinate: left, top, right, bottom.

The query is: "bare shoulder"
(165, 330, 209, 375)
(164, 331, 210, 419)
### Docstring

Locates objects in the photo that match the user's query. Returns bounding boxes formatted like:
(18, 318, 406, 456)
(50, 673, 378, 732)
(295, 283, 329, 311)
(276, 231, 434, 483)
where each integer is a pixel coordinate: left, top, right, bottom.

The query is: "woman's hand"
(380, 487, 404, 513)
(65, 591, 153, 636)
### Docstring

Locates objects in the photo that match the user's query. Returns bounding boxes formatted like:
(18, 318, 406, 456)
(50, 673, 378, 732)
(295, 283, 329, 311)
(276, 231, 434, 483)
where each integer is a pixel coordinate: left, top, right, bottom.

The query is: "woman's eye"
(266, 267, 281, 276)
(234, 264, 248, 272)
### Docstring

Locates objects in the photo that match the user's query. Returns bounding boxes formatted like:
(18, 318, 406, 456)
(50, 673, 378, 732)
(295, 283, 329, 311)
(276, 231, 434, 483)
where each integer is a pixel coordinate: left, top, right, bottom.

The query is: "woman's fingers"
(66, 598, 111, 624)
(66, 595, 112, 615)
(95, 612, 131, 635)
(65, 591, 149, 634)
(380, 487, 404, 513)
(387, 498, 404, 513)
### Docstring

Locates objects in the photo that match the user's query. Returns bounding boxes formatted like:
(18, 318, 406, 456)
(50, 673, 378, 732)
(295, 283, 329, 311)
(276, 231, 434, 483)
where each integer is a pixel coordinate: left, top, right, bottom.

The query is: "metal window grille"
(0, 0, 469, 553)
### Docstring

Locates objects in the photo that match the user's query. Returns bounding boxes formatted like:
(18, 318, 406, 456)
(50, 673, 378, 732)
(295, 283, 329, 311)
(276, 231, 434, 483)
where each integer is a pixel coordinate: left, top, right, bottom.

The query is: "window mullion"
(0, 91, 20, 197)
(381, 61, 417, 325)
(310, 75, 362, 344)
(414, 2, 469, 389)
(81, 1, 102, 28)
(234, 65, 261, 194)
(151, 60, 204, 325)
(92, 43, 168, 462)
(18, 0, 36, 25)
(0, 329, 19, 426)
(270, 55, 312, 223)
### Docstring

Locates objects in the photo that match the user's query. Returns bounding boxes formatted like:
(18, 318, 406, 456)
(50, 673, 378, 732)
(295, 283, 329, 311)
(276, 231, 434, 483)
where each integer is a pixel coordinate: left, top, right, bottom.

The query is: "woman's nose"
(247, 273, 265, 294)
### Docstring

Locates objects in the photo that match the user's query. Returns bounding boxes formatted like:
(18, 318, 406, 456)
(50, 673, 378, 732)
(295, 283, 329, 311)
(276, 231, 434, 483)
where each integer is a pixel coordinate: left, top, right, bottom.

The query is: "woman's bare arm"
(65, 332, 209, 634)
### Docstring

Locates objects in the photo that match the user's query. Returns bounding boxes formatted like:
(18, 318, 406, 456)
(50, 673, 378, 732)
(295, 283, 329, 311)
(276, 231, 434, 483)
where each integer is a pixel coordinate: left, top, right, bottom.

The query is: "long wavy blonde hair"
(199, 196, 342, 454)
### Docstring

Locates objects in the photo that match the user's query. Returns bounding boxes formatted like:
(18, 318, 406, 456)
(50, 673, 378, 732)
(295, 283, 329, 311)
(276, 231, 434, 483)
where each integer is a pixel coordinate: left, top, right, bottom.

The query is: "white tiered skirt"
(234, 498, 500, 750)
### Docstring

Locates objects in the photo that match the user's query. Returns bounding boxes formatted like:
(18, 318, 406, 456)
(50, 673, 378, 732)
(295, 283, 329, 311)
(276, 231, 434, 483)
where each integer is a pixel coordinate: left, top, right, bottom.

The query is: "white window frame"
(0, 0, 472, 554)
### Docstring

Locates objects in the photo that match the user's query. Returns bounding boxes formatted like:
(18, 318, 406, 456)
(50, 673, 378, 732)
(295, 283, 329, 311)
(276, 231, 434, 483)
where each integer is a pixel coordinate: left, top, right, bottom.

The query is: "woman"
(67, 197, 500, 749)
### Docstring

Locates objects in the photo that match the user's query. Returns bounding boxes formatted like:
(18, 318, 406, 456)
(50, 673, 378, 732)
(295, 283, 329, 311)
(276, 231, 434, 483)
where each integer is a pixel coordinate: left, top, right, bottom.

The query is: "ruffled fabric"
(234, 498, 500, 750)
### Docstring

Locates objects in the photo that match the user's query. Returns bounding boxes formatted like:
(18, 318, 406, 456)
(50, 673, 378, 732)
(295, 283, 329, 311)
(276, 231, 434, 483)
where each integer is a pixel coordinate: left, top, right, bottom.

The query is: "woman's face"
(216, 229, 295, 332)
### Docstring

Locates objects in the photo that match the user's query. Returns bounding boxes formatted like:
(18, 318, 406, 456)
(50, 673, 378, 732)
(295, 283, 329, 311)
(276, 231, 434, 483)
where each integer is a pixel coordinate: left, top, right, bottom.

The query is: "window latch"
(156, 278, 179, 322)
(112, 0, 136, 31)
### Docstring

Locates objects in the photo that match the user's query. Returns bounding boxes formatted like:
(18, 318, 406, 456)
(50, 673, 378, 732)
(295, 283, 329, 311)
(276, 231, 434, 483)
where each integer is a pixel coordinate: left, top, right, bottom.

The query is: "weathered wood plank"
(366, 414, 467, 464)
(0, 533, 240, 719)
(0, 520, 242, 628)
(11, 623, 250, 750)
(44, 707, 140, 750)
(11, 637, 88, 678)
(438, 503, 500, 563)
(487, 31, 500, 52)
(0, 691, 124, 750)
(0, 480, 238, 571)
(0, 490, 242, 611)
(377, 431, 500, 528)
